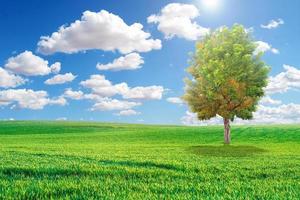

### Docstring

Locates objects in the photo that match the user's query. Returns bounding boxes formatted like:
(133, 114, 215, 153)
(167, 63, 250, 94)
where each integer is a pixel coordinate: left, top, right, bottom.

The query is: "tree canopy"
(183, 24, 269, 143)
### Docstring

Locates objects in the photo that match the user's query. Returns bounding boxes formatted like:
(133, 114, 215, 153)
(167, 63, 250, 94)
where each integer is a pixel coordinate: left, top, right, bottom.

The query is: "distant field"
(0, 121, 299, 199)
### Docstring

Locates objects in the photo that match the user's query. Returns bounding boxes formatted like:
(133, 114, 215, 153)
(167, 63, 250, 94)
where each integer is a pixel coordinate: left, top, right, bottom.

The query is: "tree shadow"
(188, 145, 267, 157)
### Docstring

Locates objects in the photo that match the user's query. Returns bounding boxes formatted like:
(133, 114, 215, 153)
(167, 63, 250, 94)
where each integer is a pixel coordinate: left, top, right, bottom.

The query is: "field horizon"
(3, 119, 300, 127)
(0, 121, 299, 199)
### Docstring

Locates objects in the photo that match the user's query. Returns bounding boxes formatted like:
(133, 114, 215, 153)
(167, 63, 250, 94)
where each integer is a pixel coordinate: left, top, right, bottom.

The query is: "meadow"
(0, 121, 299, 199)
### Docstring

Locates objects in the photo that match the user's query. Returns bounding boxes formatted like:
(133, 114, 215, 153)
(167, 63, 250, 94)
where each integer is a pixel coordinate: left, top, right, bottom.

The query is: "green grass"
(0, 121, 299, 199)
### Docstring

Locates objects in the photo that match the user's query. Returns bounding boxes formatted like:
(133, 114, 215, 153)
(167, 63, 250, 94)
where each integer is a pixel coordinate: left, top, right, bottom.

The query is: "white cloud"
(63, 89, 109, 104)
(68, 75, 164, 112)
(181, 103, 300, 126)
(260, 96, 282, 105)
(56, 117, 67, 121)
(265, 65, 300, 94)
(45, 73, 76, 85)
(80, 74, 127, 97)
(63, 88, 84, 100)
(115, 109, 141, 116)
(254, 41, 279, 55)
(0, 67, 26, 88)
(261, 18, 284, 29)
(90, 98, 141, 111)
(37, 10, 161, 55)
(122, 86, 164, 100)
(181, 111, 223, 126)
(166, 97, 184, 105)
(0, 89, 66, 110)
(49, 96, 67, 106)
(5, 51, 61, 76)
(50, 62, 61, 74)
(97, 53, 144, 71)
(243, 104, 300, 124)
(80, 74, 164, 100)
(83, 93, 105, 102)
(147, 3, 209, 40)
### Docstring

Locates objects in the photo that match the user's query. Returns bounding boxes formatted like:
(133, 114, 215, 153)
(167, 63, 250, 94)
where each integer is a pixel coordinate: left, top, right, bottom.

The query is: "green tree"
(183, 25, 269, 144)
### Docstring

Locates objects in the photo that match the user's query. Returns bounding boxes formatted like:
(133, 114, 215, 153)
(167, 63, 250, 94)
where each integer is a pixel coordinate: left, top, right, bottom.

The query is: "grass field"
(0, 121, 299, 199)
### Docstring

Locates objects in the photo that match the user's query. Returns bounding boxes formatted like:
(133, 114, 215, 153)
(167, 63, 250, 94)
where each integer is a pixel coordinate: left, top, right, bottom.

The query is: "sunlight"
(202, 0, 220, 10)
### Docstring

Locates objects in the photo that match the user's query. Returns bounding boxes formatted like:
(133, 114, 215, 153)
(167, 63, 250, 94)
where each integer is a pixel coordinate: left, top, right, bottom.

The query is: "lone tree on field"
(183, 25, 269, 144)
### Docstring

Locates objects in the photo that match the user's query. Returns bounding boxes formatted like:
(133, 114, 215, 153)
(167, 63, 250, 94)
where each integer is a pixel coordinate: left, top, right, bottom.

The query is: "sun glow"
(202, 0, 220, 10)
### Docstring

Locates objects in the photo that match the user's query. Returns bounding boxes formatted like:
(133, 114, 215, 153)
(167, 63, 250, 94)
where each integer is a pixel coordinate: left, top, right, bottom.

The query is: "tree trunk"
(223, 118, 231, 144)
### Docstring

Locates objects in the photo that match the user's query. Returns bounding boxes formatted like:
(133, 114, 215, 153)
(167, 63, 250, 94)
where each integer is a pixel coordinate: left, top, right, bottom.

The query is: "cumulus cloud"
(63, 88, 84, 100)
(147, 3, 209, 40)
(122, 86, 164, 100)
(0, 67, 26, 88)
(49, 96, 67, 106)
(56, 117, 67, 121)
(37, 10, 161, 55)
(115, 109, 141, 116)
(260, 96, 282, 105)
(265, 65, 300, 94)
(80, 75, 127, 97)
(261, 18, 284, 29)
(0, 89, 66, 110)
(181, 111, 223, 126)
(64, 75, 164, 112)
(49, 62, 61, 74)
(243, 104, 300, 124)
(97, 53, 144, 71)
(63, 89, 109, 105)
(90, 98, 141, 111)
(80, 74, 164, 100)
(166, 97, 184, 105)
(181, 102, 300, 126)
(5, 51, 61, 76)
(83, 93, 105, 102)
(45, 73, 76, 85)
(254, 41, 279, 55)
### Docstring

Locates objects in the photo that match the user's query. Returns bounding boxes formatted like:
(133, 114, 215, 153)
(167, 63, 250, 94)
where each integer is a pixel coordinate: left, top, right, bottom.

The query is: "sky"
(0, 0, 299, 125)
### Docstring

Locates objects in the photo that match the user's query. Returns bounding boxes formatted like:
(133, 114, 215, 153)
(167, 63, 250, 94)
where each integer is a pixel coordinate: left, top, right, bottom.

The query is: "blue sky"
(0, 0, 299, 124)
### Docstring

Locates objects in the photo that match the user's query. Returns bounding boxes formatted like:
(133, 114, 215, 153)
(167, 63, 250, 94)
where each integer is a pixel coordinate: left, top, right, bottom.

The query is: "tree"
(183, 25, 269, 144)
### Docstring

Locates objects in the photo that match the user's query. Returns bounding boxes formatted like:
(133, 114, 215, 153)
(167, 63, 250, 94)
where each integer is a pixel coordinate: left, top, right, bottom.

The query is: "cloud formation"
(260, 96, 282, 105)
(181, 103, 300, 125)
(261, 18, 284, 29)
(0, 67, 26, 88)
(254, 41, 279, 55)
(5, 51, 61, 76)
(97, 53, 144, 71)
(166, 97, 183, 105)
(37, 10, 161, 55)
(0, 89, 66, 110)
(265, 65, 300, 94)
(115, 109, 141, 116)
(122, 86, 164, 100)
(45, 73, 76, 85)
(80, 75, 127, 97)
(148, 3, 209, 40)
(63, 88, 84, 100)
(90, 98, 141, 111)
(80, 74, 164, 100)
